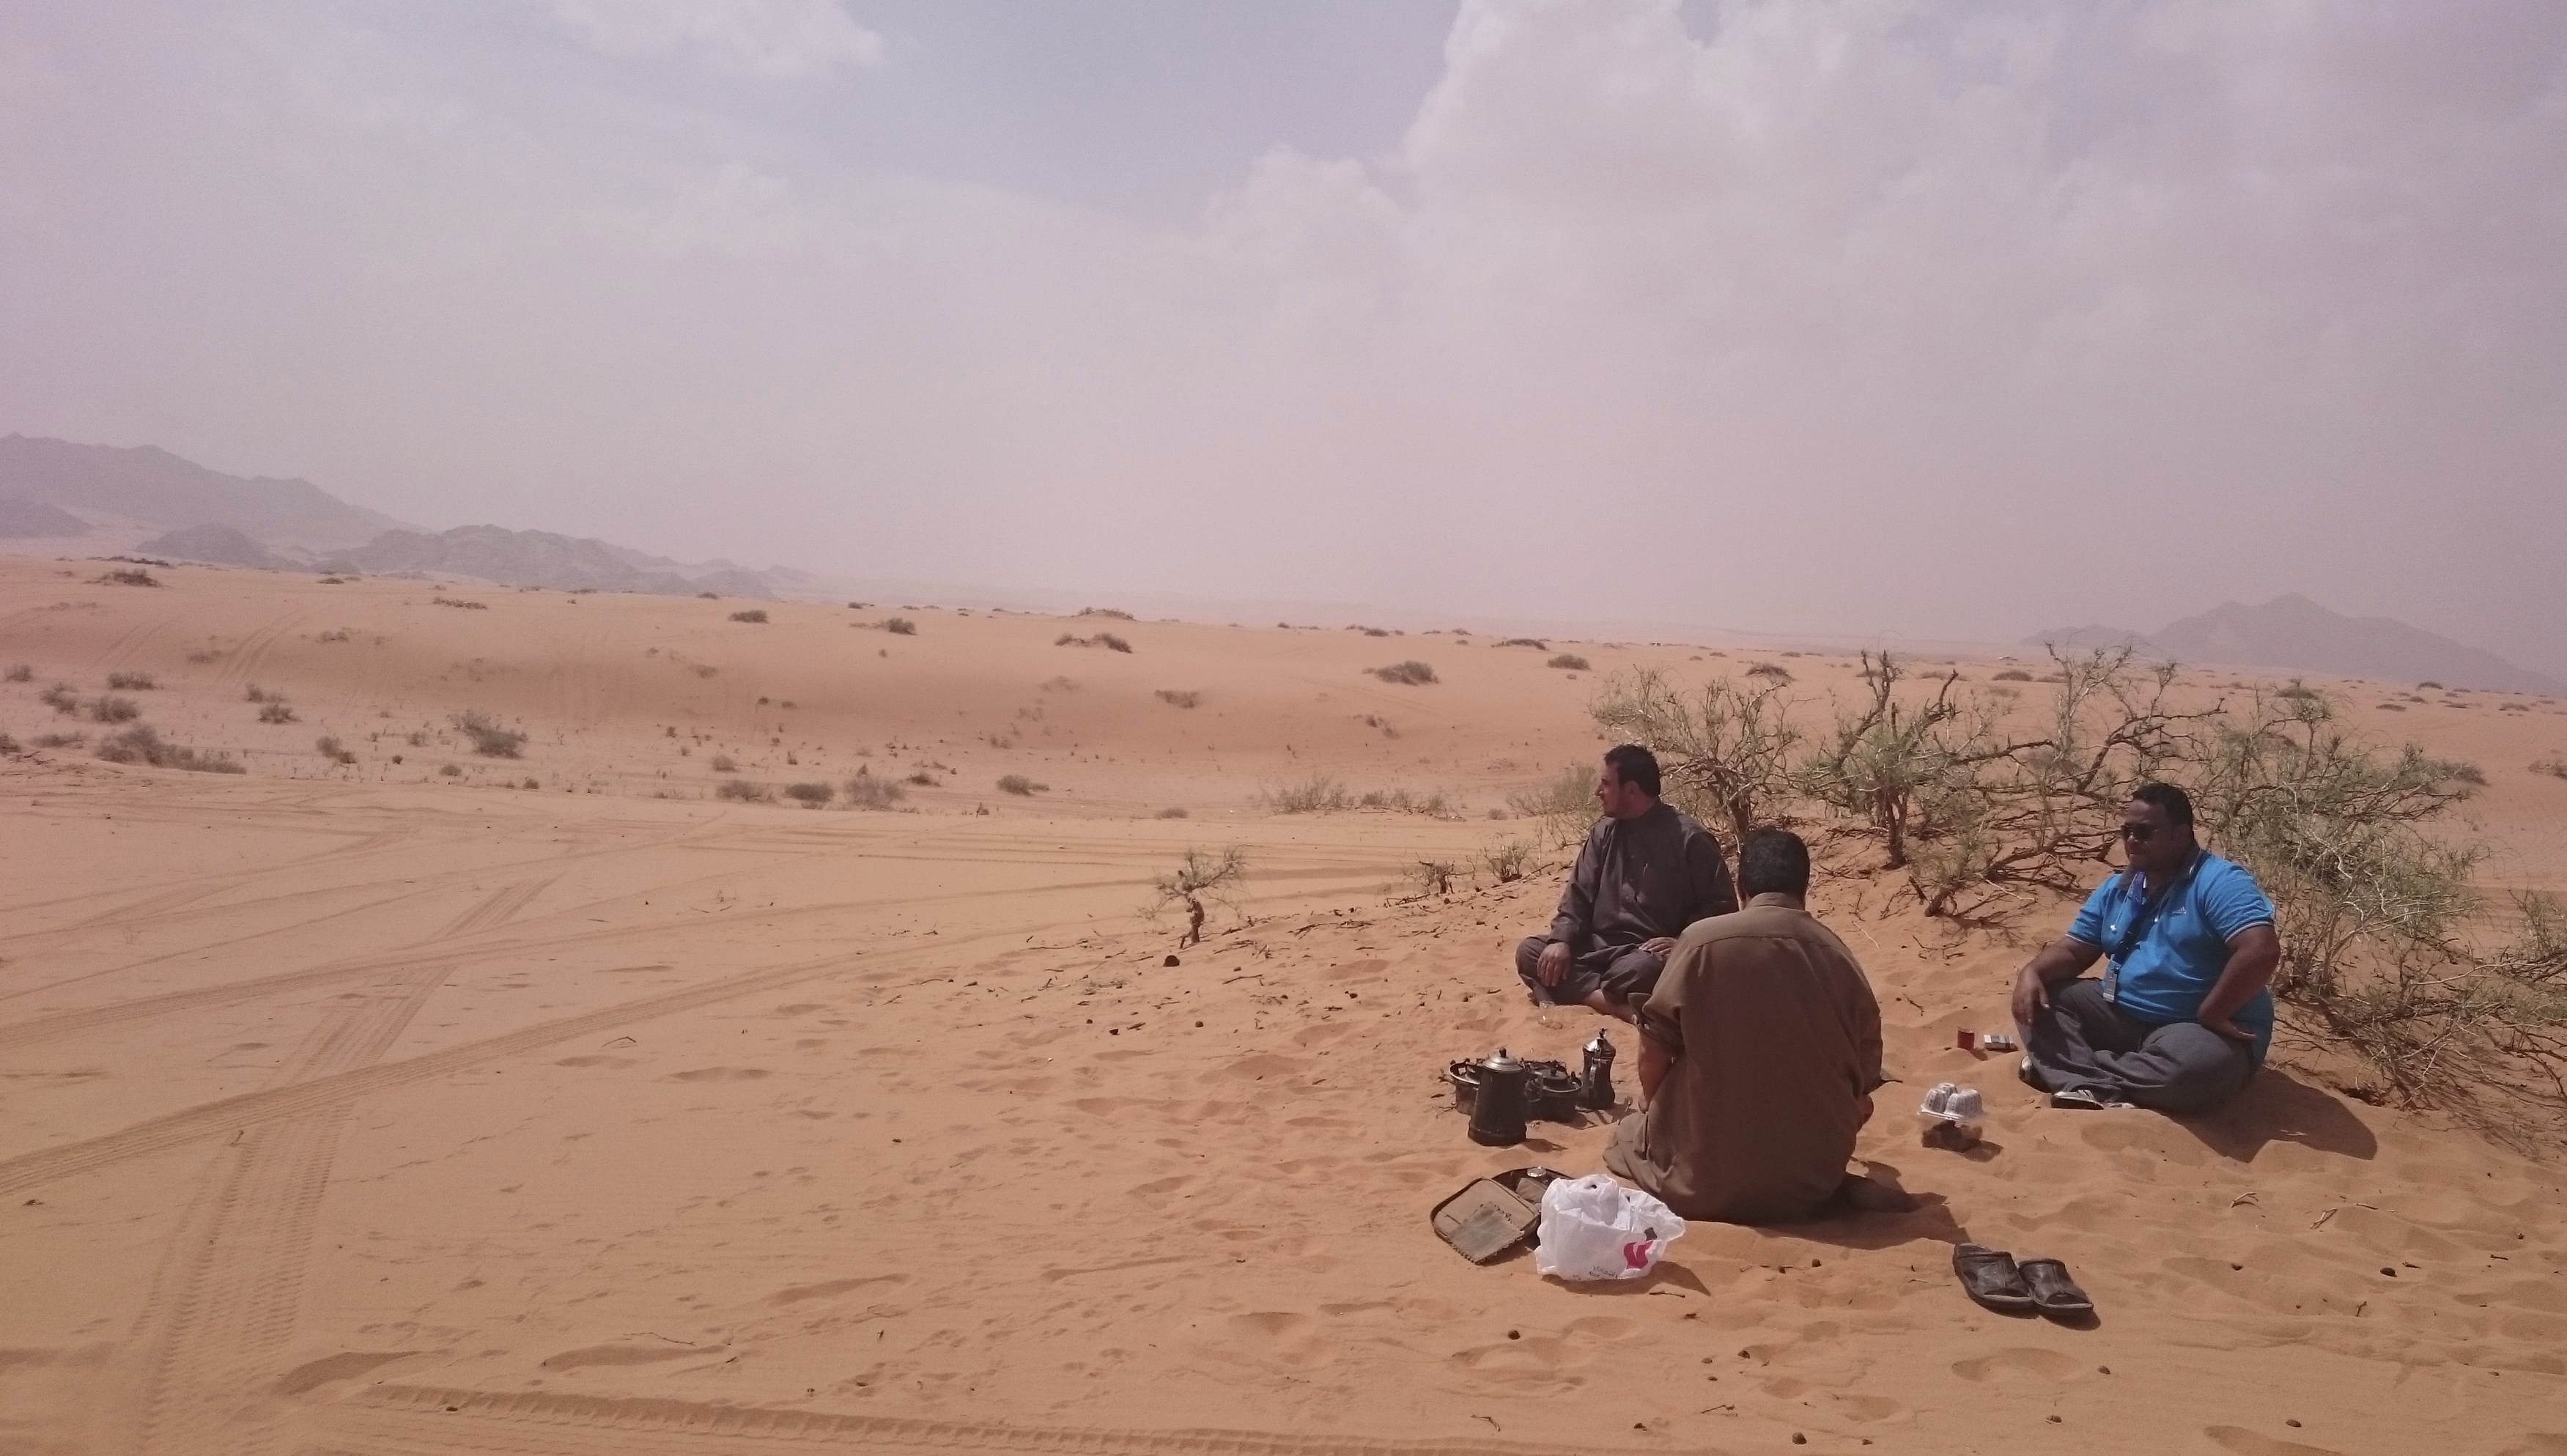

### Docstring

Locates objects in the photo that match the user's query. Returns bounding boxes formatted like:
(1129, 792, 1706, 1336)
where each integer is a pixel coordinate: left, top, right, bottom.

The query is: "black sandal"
(2018, 1258, 2094, 1316)
(1952, 1243, 2035, 1312)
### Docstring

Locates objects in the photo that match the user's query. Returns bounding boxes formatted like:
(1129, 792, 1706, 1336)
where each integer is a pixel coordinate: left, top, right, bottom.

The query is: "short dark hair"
(2129, 780, 2195, 830)
(1603, 743, 1661, 798)
(1737, 827, 1811, 898)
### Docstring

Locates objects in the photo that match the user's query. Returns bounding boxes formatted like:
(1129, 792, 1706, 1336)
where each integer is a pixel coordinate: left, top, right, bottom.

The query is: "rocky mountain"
(0, 497, 92, 537)
(2029, 594, 2562, 695)
(136, 522, 295, 569)
(323, 525, 777, 599)
(0, 435, 405, 548)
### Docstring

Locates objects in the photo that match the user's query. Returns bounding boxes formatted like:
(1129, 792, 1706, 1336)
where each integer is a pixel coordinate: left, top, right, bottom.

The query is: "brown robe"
(1605, 893, 1884, 1224)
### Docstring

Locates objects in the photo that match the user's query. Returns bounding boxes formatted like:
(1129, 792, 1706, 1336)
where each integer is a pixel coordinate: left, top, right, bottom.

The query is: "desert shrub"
(245, 683, 273, 702)
(314, 628, 353, 643)
(1148, 845, 1247, 946)
(1261, 775, 1350, 813)
(716, 778, 771, 802)
(1155, 806, 1189, 818)
(0, 733, 17, 758)
(2418, 680, 2444, 690)
(709, 755, 737, 772)
(698, 591, 720, 599)
(439, 763, 462, 776)
(783, 780, 835, 806)
(1504, 764, 1598, 848)
(88, 695, 141, 723)
(432, 596, 487, 610)
(257, 701, 297, 724)
(97, 569, 160, 586)
(1358, 787, 1463, 818)
(1369, 660, 1437, 685)
(1411, 860, 1460, 895)
(1482, 839, 1535, 883)
(106, 671, 156, 690)
(730, 609, 769, 624)
(315, 735, 356, 764)
(1547, 654, 1590, 671)
(884, 618, 916, 635)
(1078, 607, 1134, 620)
(1744, 662, 1792, 683)
(407, 730, 428, 747)
(1494, 638, 1548, 649)
(1155, 690, 1201, 709)
(1094, 632, 1134, 653)
(2533, 757, 2567, 781)
(40, 683, 79, 714)
(996, 774, 1048, 796)
(452, 710, 525, 758)
(4, 663, 32, 682)
(94, 725, 243, 773)
(1992, 668, 2034, 681)
(1592, 668, 1803, 849)
(1357, 626, 1392, 638)
(843, 769, 906, 809)
(34, 732, 84, 749)
(904, 770, 939, 787)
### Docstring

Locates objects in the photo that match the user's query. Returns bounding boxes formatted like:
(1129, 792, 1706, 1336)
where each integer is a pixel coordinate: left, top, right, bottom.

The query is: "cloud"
(541, 0, 882, 78)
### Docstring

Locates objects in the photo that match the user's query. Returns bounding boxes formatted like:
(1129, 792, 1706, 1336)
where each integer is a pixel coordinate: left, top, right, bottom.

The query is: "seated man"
(1515, 744, 1737, 1021)
(1606, 829, 1885, 1224)
(2011, 781, 2283, 1113)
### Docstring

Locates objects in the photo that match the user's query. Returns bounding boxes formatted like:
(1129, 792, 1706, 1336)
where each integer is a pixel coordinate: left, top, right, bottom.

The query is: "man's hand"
(1535, 939, 1572, 988)
(2199, 1013, 2256, 1043)
(2009, 966, 2050, 1030)
(1640, 936, 1676, 956)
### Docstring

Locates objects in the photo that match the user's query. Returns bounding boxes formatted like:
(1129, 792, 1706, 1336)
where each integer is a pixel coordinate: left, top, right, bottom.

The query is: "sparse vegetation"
(884, 618, 917, 635)
(452, 710, 526, 758)
(1154, 689, 1201, 708)
(1745, 662, 1792, 682)
(1411, 860, 1460, 896)
(904, 770, 939, 787)
(783, 780, 835, 806)
(1078, 607, 1134, 620)
(1482, 839, 1535, 883)
(34, 732, 84, 749)
(88, 695, 141, 723)
(245, 684, 276, 703)
(1148, 846, 1247, 947)
(709, 755, 737, 773)
(2533, 757, 2567, 781)
(258, 701, 298, 724)
(432, 596, 488, 610)
(716, 778, 772, 802)
(997, 774, 1049, 796)
(1262, 775, 1351, 813)
(105, 671, 157, 690)
(1056, 632, 1132, 652)
(844, 770, 906, 808)
(1368, 660, 1437, 686)
(0, 733, 18, 758)
(1993, 668, 2034, 682)
(94, 725, 243, 773)
(1592, 668, 1802, 849)
(1493, 638, 1548, 650)
(4, 663, 32, 682)
(315, 735, 356, 765)
(730, 609, 769, 624)
(439, 763, 462, 777)
(95, 569, 160, 587)
(1504, 764, 1597, 847)
(40, 683, 78, 714)
(1358, 787, 1463, 818)
(1155, 806, 1189, 818)
(1547, 654, 1590, 671)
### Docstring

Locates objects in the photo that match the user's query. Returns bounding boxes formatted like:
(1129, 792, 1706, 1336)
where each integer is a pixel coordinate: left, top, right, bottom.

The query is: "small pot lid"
(1481, 1047, 1523, 1073)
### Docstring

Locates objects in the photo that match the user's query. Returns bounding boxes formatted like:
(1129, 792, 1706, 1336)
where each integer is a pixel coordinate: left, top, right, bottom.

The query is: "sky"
(5, 1, 2566, 671)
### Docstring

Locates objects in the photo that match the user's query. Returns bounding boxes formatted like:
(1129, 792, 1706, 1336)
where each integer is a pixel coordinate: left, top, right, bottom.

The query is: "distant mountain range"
(1, 435, 788, 600)
(2030, 594, 2562, 695)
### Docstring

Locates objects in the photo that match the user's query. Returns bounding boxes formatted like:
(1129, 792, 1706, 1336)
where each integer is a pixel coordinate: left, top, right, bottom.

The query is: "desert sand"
(3, 555, 2565, 1456)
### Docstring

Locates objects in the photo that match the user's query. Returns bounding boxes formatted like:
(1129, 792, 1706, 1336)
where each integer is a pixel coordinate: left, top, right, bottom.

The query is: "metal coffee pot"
(1466, 1049, 1529, 1146)
(1579, 1029, 1617, 1110)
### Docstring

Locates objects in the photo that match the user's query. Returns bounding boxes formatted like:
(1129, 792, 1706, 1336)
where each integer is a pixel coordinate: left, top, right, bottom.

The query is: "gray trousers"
(1515, 936, 1666, 1008)
(2024, 978, 2253, 1112)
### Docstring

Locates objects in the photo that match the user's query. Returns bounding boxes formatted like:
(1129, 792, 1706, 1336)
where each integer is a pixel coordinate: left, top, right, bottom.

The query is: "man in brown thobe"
(1515, 744, 1737, 1021)
(1607, 828, 1884, 1224)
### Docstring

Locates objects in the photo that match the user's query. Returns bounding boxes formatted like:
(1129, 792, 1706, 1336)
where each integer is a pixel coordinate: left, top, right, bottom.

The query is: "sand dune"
(3, 555, 2565, 1456)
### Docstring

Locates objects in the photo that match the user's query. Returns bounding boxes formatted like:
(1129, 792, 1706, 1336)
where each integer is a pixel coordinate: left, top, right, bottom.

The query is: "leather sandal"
(1951, 1243, 2035, 1312)
(2018, 1258, 2094, 1316)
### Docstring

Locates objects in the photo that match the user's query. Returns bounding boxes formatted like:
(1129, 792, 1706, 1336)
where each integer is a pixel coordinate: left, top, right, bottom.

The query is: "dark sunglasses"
(2119, 822, 2157, 843)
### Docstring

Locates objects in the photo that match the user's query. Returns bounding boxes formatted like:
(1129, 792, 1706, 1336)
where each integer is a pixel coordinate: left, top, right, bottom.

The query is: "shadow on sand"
(2176, 1066, 2379, 1162)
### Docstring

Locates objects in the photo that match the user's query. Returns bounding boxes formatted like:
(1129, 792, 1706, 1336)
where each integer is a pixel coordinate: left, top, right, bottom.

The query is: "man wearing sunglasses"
(2009, 782, 2282, 1112)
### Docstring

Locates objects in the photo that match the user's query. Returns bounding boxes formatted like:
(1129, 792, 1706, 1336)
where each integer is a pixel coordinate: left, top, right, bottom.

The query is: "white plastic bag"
(1532, 1173, 1685, 1281)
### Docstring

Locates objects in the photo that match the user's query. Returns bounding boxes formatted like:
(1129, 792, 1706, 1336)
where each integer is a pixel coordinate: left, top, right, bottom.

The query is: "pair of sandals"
(1954, 1243, 2093, 1318)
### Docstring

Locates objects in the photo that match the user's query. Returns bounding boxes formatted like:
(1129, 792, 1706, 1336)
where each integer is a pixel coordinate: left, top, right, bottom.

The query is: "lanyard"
(2102, 851, 2201, 999)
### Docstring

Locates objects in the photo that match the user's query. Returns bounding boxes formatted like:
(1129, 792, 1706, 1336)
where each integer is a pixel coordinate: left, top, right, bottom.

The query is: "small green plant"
(997, 774, 1048, 796)
(88, 695, 141, 723)
(106, 671, 156, 690)
(783, 780, 835, 806)
(730, 609, 769, 624)
(452, 710, 525, 758)
(1547, 654, 1590, 671)
(1261, 775, 1350, 813)
(258, 701, 297, 724)
(716, 778, 771, 802)
(1369, 660, 1438, 685)
(1482, 839, 1535, 883)
(844, 769, 906, 809)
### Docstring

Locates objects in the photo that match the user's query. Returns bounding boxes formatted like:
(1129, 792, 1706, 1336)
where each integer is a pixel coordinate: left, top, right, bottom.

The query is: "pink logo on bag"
(1622, 1230, 1661, 1269)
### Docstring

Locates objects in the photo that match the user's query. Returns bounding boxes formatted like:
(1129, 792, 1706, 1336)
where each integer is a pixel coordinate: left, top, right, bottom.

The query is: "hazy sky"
(7, 2, 2566, 670)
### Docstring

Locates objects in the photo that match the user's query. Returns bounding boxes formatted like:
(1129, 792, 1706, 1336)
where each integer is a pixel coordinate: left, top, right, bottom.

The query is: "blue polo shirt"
(2066, 850, 2278, 1061)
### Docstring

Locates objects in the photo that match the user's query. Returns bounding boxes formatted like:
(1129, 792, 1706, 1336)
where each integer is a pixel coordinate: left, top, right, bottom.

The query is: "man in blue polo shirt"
(2009, 782, 2283, 1112)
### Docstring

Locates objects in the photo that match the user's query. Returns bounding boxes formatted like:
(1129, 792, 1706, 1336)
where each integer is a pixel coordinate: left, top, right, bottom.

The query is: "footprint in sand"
(664, 1067, 772, 1082)
(539, 1342, 714, 1370)
(1949, 1347, 2080, 1383)
(1225, 1311, 1334, 1368)
(554, 1055, 635, 1068)
(273, 1351, 415, 1395)
(2204, 1425, 2346, 1456)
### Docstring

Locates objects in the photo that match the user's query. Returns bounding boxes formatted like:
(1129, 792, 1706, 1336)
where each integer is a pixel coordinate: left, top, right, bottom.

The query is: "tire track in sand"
(302, 1385, 1644, 1456)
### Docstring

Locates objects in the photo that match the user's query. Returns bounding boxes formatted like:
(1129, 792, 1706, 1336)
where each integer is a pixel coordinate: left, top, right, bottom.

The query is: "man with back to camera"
(1606, 828, 1888, 1224)
(1514, 744, 1737, 1022)
(2011, 781, 2283, 1112)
